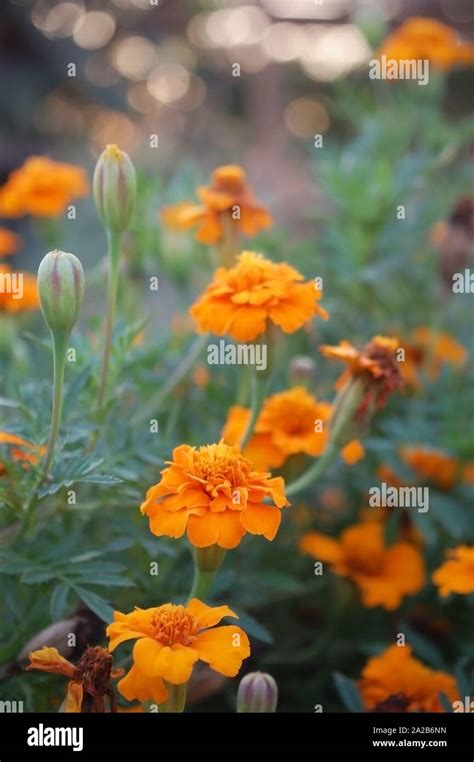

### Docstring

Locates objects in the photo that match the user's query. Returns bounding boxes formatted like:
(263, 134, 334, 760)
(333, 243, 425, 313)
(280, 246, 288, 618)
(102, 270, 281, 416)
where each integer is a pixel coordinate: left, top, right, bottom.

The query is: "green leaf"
(438, 692, 453, 713)
(73, 585, 114, 623)
(454, 660, 472, 701)
(21, 568, 56, 584)
(403, 625, 445, 669)
(229, 608, 273, 645)
(77, 474, 123, 485)
(50, 583, 71, 621)
(333, 672, 364, 713)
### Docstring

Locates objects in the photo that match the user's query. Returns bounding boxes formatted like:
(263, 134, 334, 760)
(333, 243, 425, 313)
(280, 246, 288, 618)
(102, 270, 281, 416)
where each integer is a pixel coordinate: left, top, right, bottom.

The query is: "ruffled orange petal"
(187, 509, 245, 549)
(193, 625, 250, 677)
(118, 664, 168, 704)
(240, 502, 282, 540)
(186, 598, 238, 629)
(27, 647, 75, 678)
(133, 638, 198, 685)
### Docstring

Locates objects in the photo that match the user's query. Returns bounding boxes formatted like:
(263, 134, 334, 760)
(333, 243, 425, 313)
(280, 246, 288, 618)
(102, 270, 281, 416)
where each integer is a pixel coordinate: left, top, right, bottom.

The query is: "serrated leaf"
(333, 672, 364, 713)
(73, 585, 114, 623)
(50, 584, 71, 621)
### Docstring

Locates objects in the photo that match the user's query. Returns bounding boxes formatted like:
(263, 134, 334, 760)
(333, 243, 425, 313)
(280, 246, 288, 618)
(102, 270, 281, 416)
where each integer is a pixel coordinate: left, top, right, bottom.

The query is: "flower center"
(149, 604, 199, 646)
(73, 646, 113, 693)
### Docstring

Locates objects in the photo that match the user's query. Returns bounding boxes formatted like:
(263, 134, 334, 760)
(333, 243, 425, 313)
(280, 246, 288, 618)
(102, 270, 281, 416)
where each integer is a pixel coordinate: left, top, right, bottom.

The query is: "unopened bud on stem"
(93, 144, 136, 233)
(237, 671, 278, 713)
(37, 250, 85, 337)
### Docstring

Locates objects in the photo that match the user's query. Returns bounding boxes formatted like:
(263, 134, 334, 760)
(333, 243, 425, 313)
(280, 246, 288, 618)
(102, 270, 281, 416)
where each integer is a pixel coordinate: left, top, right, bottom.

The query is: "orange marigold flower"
(141, 441, 289, 549)
(320, 335, 404, 414)
(161, 165, 272, 245)
(433, 546, 474, 597)
(0, 156, 89, 218)
(400, 446, 458, 491)
(107, 599, 250, 705)
(0, 227, 21, 257)
(401, 327, 467, 386)
(359, 644, 458, 712)
(299, 522, 425, 610)
(190, 250, 328, 341)
(223, 386, 332, 471)
(0, 265, 39, 313)
(377, 17, 474, 71)
(27, 646, 123, 712)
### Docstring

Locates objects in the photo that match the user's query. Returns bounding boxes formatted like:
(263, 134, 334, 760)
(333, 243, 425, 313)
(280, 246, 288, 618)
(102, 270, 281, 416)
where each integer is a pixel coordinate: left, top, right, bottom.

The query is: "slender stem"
(160, 682, 187, 713)
(188, 567, 216, 601)
(239, 367, 268, 451)
(132, 333, 209, 427)
(42, 332, 68, 479)
(96, 230, 122, 410)
(285, 442, 339, 498)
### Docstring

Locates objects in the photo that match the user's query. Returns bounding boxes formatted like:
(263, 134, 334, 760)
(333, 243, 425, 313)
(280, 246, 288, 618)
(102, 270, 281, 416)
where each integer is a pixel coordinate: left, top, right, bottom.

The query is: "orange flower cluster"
(107, 599, 250, 705)
(401, 327, 466, 387)
(0, 265, 39, 313)
(359, 645, 458, 712)
(223, 387, 332, 470)
(141, 441, 289, 549)
(161, 165, 272, 245)
(27, 646, 123, 712)
(320, 335, 404, 415)
(299, 522, 424, 610)
(433, 546, 474, 597)
(0, 432, 44, 475)
(0, 156, 89, 218)
(0, 227, 21, 257)
(400, 446, 474, 491)
(191, 250, 328, 341)
(378, 17, 474, 70)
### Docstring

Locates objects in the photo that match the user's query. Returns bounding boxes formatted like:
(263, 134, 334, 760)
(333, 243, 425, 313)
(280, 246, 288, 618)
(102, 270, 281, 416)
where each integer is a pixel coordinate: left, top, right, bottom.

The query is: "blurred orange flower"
(0, 265, 39, 313)
(107, 599, 250, 705)
(0, 227, 21, 257)
(378, 17, 474, 71)
(401, 327, 466, 386)
(359, 645, 458, 712)
(161, 165, 272, 245)
(0, 156, 88, 218)
(141, 441, 289, 549)
(0, 432, 45, 475)
(433, 546, 474, 597)
(299, 522, 424, 610)
(320, 335, 403, 414)
(191, 251, 328, 341)
(400, 446, 458, 490)
(27, 646, 123, 712)
(341, 439, 365, 465)
(223, 386, 332, 470)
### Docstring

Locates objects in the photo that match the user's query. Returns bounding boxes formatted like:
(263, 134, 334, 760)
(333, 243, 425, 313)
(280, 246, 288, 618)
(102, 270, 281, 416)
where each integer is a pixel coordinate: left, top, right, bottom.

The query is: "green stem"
(132, 333, 209, 427)
(96, 230, 122, 410)
(285, 442, 339, 498)
(42, 332, 68, 479)
(188, 567, 217, 601)
(187, 545, 227, 602)
(239, 367, 268, 451)
(160, 682, 187, 713)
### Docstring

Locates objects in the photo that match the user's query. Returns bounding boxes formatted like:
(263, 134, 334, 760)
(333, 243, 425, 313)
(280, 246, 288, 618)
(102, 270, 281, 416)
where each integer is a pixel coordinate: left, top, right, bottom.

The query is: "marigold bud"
(93, 144, 136, 233)
(237, 671, 278, 713)
(37, 250, 85, 336)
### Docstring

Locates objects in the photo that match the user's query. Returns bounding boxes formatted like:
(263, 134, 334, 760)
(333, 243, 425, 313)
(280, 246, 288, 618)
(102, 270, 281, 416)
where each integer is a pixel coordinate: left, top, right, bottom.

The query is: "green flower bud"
(37, 250, 85, 336)
(237, 671, 278, 713)
(93, 144, 137, 233)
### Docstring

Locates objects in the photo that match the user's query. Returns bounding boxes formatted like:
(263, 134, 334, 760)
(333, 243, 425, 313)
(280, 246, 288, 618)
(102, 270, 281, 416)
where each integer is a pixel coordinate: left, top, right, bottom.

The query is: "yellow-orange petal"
(299, 532, 343, 564)
(161, 202, 204, 230)
(193, 625, 250, 677)
(118, 664, 168, 704)
(133, 638, 198, 685)
(186, 598, 238, 629)
(65, 681, 83, 713)
(27, 647, 75, 678)
(187, 509, 246, 549)
(240, 502, 282, 540)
